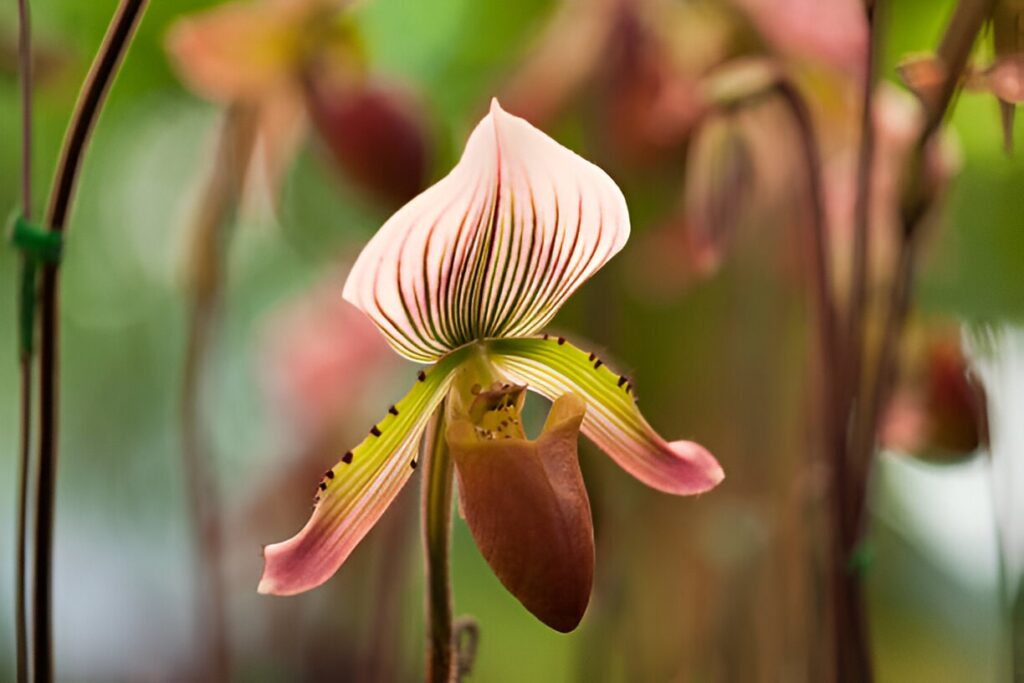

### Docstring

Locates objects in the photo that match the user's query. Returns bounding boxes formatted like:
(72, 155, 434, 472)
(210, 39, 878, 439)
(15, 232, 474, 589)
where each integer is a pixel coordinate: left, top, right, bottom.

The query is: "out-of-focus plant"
(674, 0, 996, 679)
(166, 0, 431, 209)
(900, 0, 1024, 151)
(257, 99, 724, 681)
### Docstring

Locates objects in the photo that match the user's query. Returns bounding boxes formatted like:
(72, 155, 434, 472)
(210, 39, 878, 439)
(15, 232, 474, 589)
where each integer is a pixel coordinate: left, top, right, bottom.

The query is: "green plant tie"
(6, 213, 63, 358)
(847, 540, 875, 577)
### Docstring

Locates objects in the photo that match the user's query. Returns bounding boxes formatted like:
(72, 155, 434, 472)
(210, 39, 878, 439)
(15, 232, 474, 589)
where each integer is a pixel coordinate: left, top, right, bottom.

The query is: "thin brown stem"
(16, 359, 31, 683)
(422, 405, 455, 683)
(847, 0, 882, 423)
(15, 0, 33, 680)
(33, 2, 147, 681)
(925, 0, 996, 141)
(18, 0, 32, 215)
(180, 103, 258, 681)
(771, 80, 872, 683)
(849, 0, 995, 491)
(850, 230, 916, 520)
(771, 81, 844, 453)
(726, 76, 865, 679)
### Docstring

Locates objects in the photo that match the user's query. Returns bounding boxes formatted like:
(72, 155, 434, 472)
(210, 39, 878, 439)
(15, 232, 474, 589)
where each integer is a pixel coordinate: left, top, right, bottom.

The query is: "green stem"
(422, 402, 455, 683)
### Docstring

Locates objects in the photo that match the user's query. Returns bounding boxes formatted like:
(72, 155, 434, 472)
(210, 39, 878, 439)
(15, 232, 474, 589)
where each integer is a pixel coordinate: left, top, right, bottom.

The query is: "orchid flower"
(258, 99, 724, 632)
(167, 0, 429, 206)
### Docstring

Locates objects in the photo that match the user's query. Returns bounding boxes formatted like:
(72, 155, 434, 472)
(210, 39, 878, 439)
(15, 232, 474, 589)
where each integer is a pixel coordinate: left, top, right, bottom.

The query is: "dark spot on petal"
(588, 352, 596, 361)
(618, 376, 627, 388)
(325, 469, 335, 479)
(342, 451, 354, 464)
(557, 336, 566, 345)
(370, 425, 382, 437)
(542, 333, 549, 340)
(594, 359, 603, 369)
(417, 370, 426, 382)
(410, 459, 418, 470)
(318, 482, 327, 491)
(389, 405, 399, 416)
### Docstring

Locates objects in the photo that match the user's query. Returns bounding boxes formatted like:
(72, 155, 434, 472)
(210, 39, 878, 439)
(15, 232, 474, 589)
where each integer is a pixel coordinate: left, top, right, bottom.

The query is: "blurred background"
(0, 0, 1022, 680)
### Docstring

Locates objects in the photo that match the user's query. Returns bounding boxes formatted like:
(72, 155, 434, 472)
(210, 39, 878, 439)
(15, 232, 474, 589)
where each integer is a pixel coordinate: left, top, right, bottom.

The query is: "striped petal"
(486, 337, 724, 495)
(343, 98, 630, 362)
(258, 347, 470, 595)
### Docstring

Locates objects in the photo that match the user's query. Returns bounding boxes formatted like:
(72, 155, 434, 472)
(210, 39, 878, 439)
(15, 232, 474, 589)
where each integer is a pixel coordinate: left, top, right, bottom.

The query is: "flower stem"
(15, 0, 33, 680)
(180, 102, 258, 681)
(33, 2, 147, 681)
(846, 0, 882, 419)
(847, 0, 995, 505)
(422, 402, 455, 683)
(15, 359, 31, 683)
(772, 79, 874, 683)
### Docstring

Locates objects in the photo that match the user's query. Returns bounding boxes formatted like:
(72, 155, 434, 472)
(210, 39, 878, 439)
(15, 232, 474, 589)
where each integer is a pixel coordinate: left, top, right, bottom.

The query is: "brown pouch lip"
(448, 394, 594, 632)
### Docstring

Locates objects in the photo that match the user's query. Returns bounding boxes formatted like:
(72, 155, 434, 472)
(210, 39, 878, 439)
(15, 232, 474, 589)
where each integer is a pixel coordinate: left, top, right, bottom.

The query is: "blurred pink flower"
(733, 0, 867, 78)
(500, 0, 720, 168)
(261, 270, 397, 442)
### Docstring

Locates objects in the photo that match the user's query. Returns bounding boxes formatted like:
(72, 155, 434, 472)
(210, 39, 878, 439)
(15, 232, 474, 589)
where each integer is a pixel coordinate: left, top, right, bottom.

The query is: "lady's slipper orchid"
(258, 99, 724, 631)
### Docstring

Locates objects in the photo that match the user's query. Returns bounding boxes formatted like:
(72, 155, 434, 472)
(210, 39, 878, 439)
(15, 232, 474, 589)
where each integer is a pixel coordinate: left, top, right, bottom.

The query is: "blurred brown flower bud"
(599, 4, 703, 167)
(896, 54, 948, 107)
(682, 113, 755, 275)
(882, 331, 988, 462)
(305, 76, 431, 207)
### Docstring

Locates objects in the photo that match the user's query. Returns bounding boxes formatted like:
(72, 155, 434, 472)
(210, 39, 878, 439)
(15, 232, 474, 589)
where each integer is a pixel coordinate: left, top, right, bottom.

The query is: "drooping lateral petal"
(448, 394, 594, 632)
(343, 98, 630, 362)
(486, 337, 724, 494)
(258, 347, 471, 595)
